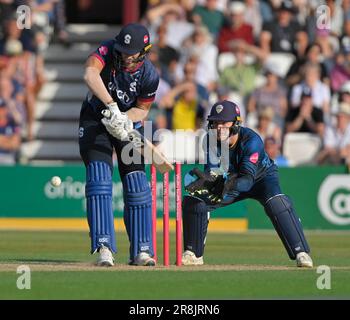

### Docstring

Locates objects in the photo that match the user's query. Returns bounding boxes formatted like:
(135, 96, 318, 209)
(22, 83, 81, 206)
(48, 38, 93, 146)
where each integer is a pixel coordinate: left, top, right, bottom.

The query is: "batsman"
(79, 23, 159, 266)
(182, 100, 313, 268)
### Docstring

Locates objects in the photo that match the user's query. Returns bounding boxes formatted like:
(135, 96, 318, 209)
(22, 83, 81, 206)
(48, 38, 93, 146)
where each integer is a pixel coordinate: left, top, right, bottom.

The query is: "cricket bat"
(102, 109, 174, 174)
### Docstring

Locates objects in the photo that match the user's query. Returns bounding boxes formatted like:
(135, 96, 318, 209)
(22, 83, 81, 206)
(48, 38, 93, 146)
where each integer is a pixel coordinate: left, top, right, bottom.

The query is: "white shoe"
(296, 252, 313, 268)
(130, 252, 156, 266)
(96, 245, 114, 267)
(182, 250, 204, 266)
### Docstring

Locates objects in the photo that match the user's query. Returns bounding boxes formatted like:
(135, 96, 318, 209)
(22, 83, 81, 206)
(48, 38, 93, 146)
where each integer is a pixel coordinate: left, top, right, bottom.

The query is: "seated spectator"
(290, 62, 331, 115)
(217, 2, 254, 53)
(260, 0, 308, 55)
(286, 86, 324, 137)
(0, 13, 39, 140)
(247, 63, 287, 128)
(191, 0, 225, 37)
(317, 102, 350, 165)
(339, 80, 350, 104)
(264, 136, 289, 167)
(159, 82, 205, 130)
(252, 107, 282, 143)
(182, 25, 218, 90)
(0, 72, 24, 127)
(330, 46, 350, 92)
(243, 0, 262, 41)
(0, 99, 21, 165)
(182, 58, 209, 108)
(146, 3, 194, 51)
(219, 39, 266, 98)
(286, 43, 329, 87)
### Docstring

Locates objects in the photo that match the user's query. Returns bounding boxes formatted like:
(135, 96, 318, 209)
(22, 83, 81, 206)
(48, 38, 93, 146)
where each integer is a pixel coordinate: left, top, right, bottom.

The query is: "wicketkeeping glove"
(207, 173, 237, 203)
(185, 168, 218, 194)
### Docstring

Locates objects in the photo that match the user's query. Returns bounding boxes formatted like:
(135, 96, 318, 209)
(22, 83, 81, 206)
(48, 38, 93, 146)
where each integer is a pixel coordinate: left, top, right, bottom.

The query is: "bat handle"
(101, 109, 112, 119)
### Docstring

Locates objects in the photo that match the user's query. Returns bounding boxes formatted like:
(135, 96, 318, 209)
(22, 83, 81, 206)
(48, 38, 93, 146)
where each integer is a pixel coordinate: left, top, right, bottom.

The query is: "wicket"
(151, 163, 182, 266)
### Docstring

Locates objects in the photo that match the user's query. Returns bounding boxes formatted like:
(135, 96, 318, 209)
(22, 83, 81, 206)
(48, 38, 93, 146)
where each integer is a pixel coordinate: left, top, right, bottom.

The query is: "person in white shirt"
(290, 62, 331, 116)
(317, 102, 350, 165)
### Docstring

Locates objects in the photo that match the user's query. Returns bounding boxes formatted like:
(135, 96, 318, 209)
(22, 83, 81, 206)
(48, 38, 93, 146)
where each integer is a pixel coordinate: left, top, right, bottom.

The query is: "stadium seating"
(282, 132, 322, 166)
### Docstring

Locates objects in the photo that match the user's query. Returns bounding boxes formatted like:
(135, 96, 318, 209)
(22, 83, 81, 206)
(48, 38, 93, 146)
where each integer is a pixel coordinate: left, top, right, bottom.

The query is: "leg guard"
(86, 161, 116, 253)
(183, 196, 209, 258)
(264, 194, 310, 259)
(123, 171, 153, 260)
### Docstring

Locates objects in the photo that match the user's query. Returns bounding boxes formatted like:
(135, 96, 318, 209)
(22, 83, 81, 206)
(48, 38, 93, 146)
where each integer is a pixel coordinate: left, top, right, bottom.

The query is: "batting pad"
(86, 161, 116, 253)
(123, 171, 153, 260)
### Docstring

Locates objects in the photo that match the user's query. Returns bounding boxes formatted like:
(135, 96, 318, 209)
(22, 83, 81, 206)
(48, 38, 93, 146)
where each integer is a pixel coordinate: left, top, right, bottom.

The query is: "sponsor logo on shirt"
(98, 46, 108, 56)
(249, 152, 259, 164)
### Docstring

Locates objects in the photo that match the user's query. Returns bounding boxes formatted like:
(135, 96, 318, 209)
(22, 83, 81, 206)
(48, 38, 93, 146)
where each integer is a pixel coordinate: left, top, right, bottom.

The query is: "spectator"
(247, 63, 287, 128)
(290, 62, 331, 115)
(264, 136, 289, 167)
(330, 46, 350, 93)
(339, 80, 350, 104)
(0, 13, 38, 140)
(182, 25, 218, 90)
(260, 0, 308, 55)
(317, 102, 350, 165)
(252, 107, 282, 143)
(286, 43, 329, 87)
(146, 2, 194, 50)
(286, 86, 324, 137)
(0, 99, 21, 164)
(159, 82, 205, 130)
(182, 58, 210, 107)
(191, 0, 225, 37)
(219, 39, 266, 98)
(217, 2, 254, 53)
(243, 0, 262, 41)
(326, 0, 344, 38)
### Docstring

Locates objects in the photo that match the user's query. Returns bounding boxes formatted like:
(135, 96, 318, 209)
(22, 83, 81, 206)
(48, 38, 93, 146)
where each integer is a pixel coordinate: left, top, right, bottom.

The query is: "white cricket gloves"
(101, 101, 133, 140)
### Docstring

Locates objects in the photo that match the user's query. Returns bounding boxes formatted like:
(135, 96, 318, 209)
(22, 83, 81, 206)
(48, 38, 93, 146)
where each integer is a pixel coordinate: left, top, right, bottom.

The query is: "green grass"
(0, 230, 349, 299)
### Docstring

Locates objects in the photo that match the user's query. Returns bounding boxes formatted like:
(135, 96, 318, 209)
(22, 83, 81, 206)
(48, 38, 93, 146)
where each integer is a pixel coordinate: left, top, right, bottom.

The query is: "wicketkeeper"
(182, 100, 313, 268)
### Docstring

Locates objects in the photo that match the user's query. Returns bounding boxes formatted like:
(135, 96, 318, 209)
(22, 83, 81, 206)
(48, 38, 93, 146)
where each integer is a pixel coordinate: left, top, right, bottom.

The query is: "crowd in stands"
(1, 0, 349, 167)
(143, 0, 350, 167)
(0, 0, 67, 164)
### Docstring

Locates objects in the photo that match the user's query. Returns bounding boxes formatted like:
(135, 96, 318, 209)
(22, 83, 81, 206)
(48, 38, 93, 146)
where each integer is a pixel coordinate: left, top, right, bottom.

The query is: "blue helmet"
(113, 23, 152, 70)
(207, 100, 242, 135)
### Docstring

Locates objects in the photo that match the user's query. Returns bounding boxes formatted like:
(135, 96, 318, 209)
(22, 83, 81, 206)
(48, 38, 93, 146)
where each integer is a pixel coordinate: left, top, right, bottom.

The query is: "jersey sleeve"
(138, 67, 160, 103)
(238, 137, 263, 179)
(90, 40, 114, 67)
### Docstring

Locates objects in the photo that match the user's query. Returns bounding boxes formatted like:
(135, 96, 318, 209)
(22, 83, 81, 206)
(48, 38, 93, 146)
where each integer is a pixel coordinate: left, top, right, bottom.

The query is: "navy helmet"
(207, 100, 242, 135)
(113, 23, 152, 70)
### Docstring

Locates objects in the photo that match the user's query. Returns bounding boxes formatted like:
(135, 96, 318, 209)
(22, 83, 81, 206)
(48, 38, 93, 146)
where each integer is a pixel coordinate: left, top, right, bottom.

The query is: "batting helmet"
(113, 23, 152, 70)
(207, 100, 242, 135)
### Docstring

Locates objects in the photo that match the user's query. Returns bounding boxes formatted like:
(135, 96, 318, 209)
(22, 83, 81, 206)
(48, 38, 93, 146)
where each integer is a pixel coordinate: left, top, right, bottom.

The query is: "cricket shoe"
(182, 250, 204, 266)
(296, 252, 313, 268)
(129, 252, 156, 266)
(96, 245, 114, 267)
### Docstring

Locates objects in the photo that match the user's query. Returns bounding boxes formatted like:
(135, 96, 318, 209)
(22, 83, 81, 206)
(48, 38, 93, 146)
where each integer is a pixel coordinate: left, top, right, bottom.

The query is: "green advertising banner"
(0, 165, 246, 219)
(247, 166, 350, 230)
(0, 165, 349, 229)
